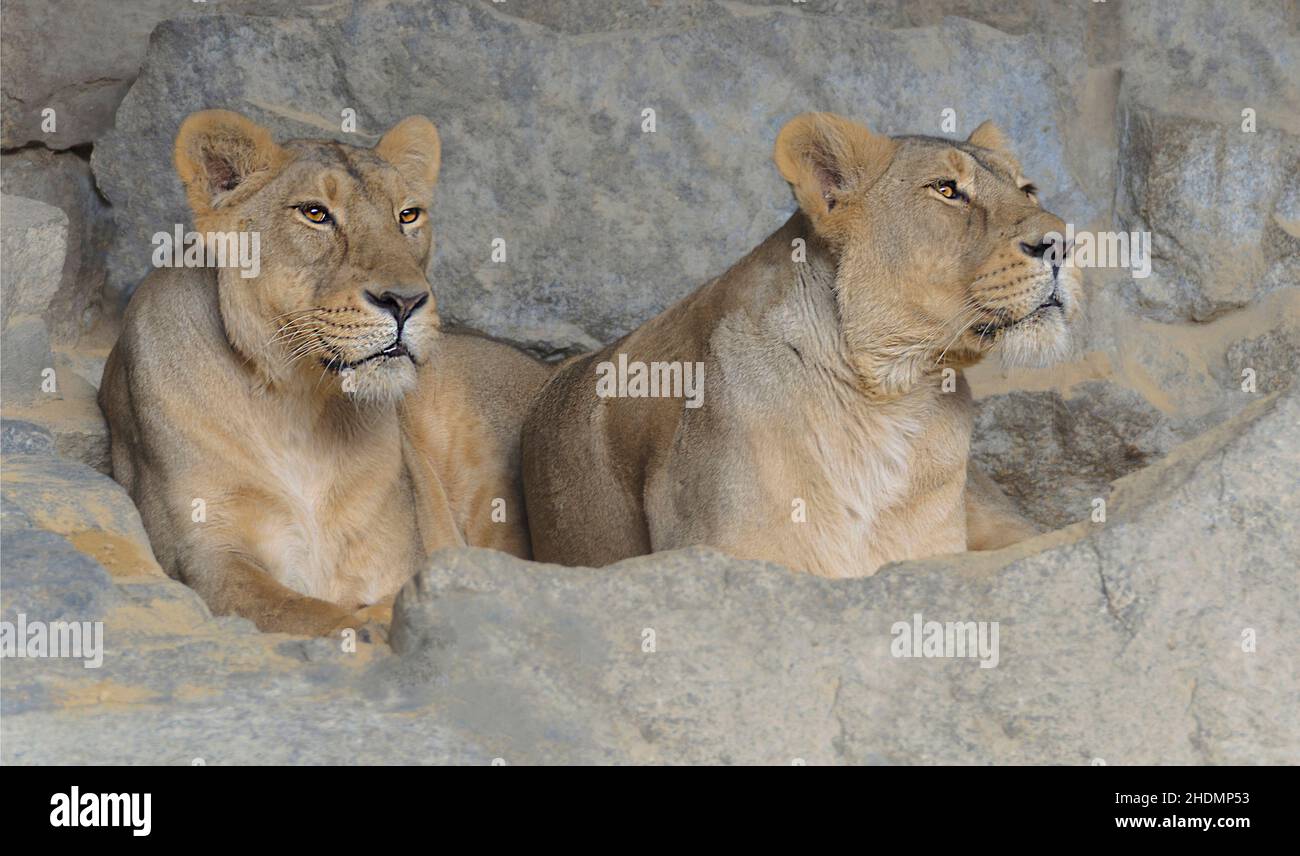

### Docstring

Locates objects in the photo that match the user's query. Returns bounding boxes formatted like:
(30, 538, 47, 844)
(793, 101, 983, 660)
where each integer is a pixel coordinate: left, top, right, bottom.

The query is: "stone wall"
(1, 0, 1296, 763)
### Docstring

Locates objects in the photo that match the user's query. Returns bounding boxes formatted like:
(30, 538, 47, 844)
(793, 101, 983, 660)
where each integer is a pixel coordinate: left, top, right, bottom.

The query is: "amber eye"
(398, 207, 421, 225)
(298, 203, 331, 224)
(934, 180, 959, 199)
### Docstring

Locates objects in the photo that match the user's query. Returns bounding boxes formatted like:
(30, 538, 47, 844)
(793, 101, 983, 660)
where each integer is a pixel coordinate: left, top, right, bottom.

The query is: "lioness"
(100, 110, 548, 634)
(523, 113, 1080, 576)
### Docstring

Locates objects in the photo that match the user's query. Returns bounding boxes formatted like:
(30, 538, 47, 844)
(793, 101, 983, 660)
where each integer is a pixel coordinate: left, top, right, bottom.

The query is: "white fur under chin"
(995, 311, 1074, 368)
(340, 359, 418, 406)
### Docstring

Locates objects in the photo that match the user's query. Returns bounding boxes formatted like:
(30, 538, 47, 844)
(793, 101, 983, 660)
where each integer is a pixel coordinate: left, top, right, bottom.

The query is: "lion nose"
(1019, 236, 1059, 259)
(1019, 232, 1066, 275)
(364, 288, 429, 326)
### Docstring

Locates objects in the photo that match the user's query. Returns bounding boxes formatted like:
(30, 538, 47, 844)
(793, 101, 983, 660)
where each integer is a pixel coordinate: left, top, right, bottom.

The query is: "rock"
(970, 381, 1183, 529)
(0, 194, 66, 406)
(382, 385, 1298, 764)
(1226, 324, 1300, 396)
(1116, 106, 1300, 322)
(93, 6, 1095, 355)
(0, 194, 66, 329)
(2, 354, 111, 474)
(0, 453, 159, 578)
(0, 318, 54, 406)
(0, 528, 119, 626)
(1, 420, 54, 456)
(1, 149, 115, 344)
(1115, 0, 1300, 135)
(0, 0, 328, 150)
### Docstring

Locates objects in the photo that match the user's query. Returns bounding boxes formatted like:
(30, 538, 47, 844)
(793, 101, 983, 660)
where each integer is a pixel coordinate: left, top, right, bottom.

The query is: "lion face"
(775, 113, 1082, 394)
(174, 111, 443, 405)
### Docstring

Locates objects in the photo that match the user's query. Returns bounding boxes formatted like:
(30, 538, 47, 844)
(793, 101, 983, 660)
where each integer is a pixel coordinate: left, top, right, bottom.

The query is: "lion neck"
(773, 212, 974, 402)
(208, 270, 395, 424)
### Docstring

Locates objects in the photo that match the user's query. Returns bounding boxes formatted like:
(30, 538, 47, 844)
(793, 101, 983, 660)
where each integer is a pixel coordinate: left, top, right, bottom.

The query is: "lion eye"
(398, 207, 421, 225)
(298, 203, 332, 224)
(933, 180, 960, 199)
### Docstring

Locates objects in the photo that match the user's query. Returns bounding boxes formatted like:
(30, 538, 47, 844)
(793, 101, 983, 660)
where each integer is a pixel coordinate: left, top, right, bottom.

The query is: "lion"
(522, 112, 1081, 577)
(99, 109, 548, 635)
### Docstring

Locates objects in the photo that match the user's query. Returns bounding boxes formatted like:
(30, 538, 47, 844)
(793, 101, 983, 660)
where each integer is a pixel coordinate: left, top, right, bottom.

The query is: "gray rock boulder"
(1, 149, 115, 344)
(385, 384, 1299, 764)
(1116, 106, 1300, 322)
(970, 381, 1184, 530)
(7, 382, 1293, 763)
(0, 453, 159, 577)
(1, 195, 66, 405)
(0, 0, 328, 149)
(93, 5, 1093, 355)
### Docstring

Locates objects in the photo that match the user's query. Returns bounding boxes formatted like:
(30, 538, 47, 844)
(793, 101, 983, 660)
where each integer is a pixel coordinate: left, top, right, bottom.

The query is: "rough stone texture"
(1, 149, 115, 344)
(4, 386, 1295, 764)
(1226, 323, 1300, 395)
(0, 195, 66, 331)
(0, 194, 67, 406)
(970, 382, 1182, 530)
(3, 364, 112, 475)
(92, 5, 1096, 352)
(1, 453, 155, 570)
(2, 0, 1299, 764)
(1117, 107, 1300, 323)
(0, 0, 330, 150)
(1, 419, 55, 456)
(1114, 0, 1300, 135)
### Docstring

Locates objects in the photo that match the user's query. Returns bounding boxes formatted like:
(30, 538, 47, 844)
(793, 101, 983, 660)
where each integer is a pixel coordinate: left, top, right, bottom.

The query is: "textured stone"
(1116, 107, 1300, 322)
(6, 386, 1294, 763)
(0, 419, 54, 456)
(1, 149, 114, 344)
(380, 385, 1299, 764)
(0, 0, 326, 149)
(0, 453, 160, 578)
(0, 195, 66, 406)
(0, 195, 66, 330)
(93, 5, 1095, 356)
(970, 382, 1182, 529)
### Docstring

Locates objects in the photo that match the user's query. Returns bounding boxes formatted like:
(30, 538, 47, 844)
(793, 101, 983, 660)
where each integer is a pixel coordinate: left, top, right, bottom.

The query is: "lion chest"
(769, 390, 971, 577)
(241, 429, 415, 607)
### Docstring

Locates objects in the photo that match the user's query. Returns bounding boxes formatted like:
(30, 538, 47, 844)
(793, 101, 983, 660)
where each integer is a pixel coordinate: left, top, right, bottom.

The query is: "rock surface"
(970, 381, 1183, 530)
(0, 0, 328, 150)
(1116, 107, 1300, 323)
(92, 4, 1097, 352)
(4, 385, 1295, 764)
(1, 194, 66, 406)
(1, 149, 115, 345)
(1, 0, 1298, 764)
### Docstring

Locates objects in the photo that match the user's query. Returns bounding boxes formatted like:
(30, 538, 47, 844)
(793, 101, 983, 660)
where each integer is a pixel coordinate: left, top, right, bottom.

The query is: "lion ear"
(966, 120, 1010, 153)
(773, 112, 896, 224)
(375, 116, 442, 196)
(174, 110, 285, 217)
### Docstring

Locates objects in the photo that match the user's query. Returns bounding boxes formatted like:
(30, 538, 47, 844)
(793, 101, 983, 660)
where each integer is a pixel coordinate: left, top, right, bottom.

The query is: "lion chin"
(995, 307, 1074, 368)
(992, 267, 1082, 369)
(338, 356, 420, 406)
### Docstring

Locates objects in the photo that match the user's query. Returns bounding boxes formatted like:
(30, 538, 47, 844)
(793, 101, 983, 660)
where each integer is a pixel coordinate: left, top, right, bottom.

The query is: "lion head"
(173, 109, 443, 405)
(774, 112, 1082, 396)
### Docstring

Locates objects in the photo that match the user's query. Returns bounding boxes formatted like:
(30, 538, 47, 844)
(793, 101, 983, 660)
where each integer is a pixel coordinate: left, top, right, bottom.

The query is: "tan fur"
(523, 112, 1080, 576)
(100, 110, 547, 635)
